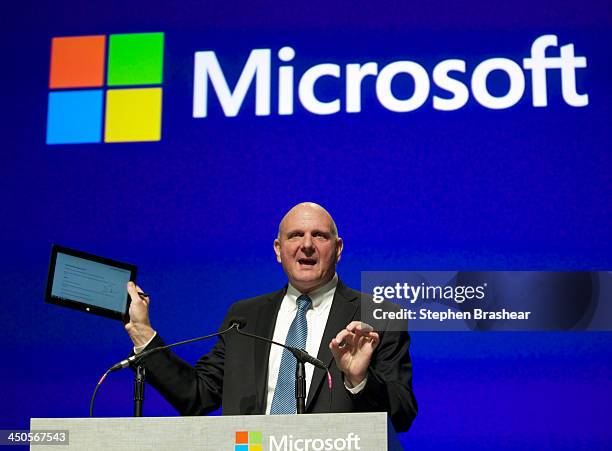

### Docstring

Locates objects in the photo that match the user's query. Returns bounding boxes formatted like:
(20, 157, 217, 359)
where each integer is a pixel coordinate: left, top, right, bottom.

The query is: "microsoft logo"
(46, 32, 164, 144)
(235, 431, 262, 451)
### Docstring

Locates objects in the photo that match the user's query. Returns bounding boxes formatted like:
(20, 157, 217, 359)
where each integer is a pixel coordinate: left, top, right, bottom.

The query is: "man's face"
(274, 205, 343, 293)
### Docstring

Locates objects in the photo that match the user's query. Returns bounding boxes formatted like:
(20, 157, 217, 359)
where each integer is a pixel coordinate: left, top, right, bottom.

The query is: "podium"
(31, 412, 403, 450)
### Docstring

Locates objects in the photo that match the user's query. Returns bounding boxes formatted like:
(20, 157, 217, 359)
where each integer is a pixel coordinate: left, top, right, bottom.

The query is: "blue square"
(234, 446, 248, 451)
(46, 90, 103, 144)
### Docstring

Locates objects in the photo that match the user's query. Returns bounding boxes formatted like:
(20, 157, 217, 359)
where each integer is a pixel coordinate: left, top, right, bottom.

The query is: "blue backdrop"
(2, 1, 611, 449)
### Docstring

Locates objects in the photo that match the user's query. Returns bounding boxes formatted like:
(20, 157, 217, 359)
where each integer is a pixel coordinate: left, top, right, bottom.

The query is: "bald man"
(125, 203, 417, 432)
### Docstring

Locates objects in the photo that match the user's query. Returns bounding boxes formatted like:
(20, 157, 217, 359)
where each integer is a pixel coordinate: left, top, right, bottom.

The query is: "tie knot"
(297, 294, 312, 311)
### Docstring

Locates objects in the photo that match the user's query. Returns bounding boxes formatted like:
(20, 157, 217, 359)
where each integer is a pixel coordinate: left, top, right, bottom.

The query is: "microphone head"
(230, 316, 247, 329)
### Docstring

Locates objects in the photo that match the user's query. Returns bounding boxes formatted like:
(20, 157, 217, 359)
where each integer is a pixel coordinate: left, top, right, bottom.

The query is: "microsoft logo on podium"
(235, 431, 262, 451)
(46, 32, 164, 144)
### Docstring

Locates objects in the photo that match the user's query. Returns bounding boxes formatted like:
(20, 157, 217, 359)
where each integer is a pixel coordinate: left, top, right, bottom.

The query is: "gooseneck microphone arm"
(109, 323, 240, 372)
(89, 322, 240, 417)
(234, 327, 328, 370)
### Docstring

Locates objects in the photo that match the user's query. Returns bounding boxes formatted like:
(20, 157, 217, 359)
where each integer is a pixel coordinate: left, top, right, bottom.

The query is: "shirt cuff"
(133, 331, 157, 354)
(344, 375, 368, 394)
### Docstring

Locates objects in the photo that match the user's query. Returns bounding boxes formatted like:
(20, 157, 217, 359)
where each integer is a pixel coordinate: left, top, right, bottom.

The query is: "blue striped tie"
(270, 294, 312, 414)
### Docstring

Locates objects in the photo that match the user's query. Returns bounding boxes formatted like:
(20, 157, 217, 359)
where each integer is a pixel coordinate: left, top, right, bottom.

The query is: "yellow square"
(104, 87, 162, 142)
(249, 445, 262, 451)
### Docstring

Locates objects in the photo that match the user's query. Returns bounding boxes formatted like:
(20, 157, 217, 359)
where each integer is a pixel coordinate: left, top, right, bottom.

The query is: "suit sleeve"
(130, 307, 236, 415)
(349, 328, 418, 433)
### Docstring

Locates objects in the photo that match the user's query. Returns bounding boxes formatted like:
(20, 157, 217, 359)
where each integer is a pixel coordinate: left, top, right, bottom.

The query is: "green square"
(249, 432, 262, 444)
(107, 32, 164, 86)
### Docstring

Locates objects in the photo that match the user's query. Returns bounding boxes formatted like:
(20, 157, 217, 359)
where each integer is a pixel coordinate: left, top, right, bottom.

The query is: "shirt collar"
(287, 273, 338, 309)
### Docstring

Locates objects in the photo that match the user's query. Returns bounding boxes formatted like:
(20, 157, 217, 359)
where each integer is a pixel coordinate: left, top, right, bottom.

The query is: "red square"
(235, 431, 248, 444)
(49, 35, 106, 88)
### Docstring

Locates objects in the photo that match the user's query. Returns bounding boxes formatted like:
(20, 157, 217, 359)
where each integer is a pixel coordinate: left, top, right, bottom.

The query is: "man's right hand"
(125, 281, 156, 347)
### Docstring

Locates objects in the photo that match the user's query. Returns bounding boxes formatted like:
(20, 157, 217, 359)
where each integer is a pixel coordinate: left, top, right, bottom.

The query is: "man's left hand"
(329, 321, 380, 387)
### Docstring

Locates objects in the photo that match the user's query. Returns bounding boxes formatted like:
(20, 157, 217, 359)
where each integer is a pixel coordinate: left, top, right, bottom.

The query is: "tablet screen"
(46, 245, 137, 320)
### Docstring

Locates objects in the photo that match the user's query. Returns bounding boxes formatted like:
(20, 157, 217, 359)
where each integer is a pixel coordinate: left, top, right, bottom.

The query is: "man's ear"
(274, 239, 282, 263)
(335, 237, 344, 263)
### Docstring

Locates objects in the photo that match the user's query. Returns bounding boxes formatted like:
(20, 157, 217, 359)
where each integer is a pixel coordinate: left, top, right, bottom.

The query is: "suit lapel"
(306, 279, 358, 409)
(253, 287, 285, 413)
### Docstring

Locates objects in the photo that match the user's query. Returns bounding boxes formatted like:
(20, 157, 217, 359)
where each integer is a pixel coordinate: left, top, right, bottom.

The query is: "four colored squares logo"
(235, 431, 263, 451)
(46, 32, 164, 144)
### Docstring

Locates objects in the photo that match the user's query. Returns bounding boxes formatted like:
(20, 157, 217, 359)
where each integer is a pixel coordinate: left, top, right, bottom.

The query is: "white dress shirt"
(264, 274, 366, 413)
(264, 274, 336, 413)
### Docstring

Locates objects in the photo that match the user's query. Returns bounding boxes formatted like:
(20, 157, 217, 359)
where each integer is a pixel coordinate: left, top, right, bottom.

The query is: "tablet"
(45, 245, 137, 321)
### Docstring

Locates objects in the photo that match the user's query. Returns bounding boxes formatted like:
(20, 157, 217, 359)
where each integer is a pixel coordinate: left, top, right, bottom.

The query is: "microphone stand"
(134, 365, 146, 417)
(295, 361, 306, 414)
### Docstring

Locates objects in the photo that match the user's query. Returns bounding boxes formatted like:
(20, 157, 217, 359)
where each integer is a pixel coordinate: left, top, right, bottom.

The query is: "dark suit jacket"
(136, 280, 417, 432)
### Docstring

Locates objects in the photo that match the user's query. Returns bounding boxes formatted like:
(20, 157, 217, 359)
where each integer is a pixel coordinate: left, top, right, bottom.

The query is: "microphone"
(230, 317, 328, 370)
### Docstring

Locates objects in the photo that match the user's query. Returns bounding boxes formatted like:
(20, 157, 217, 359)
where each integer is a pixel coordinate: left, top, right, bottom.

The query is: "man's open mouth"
(297, 258, 317, 266)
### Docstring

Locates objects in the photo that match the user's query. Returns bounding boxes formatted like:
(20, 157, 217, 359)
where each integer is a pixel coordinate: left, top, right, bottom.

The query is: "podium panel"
(31, 412, 401, 450)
